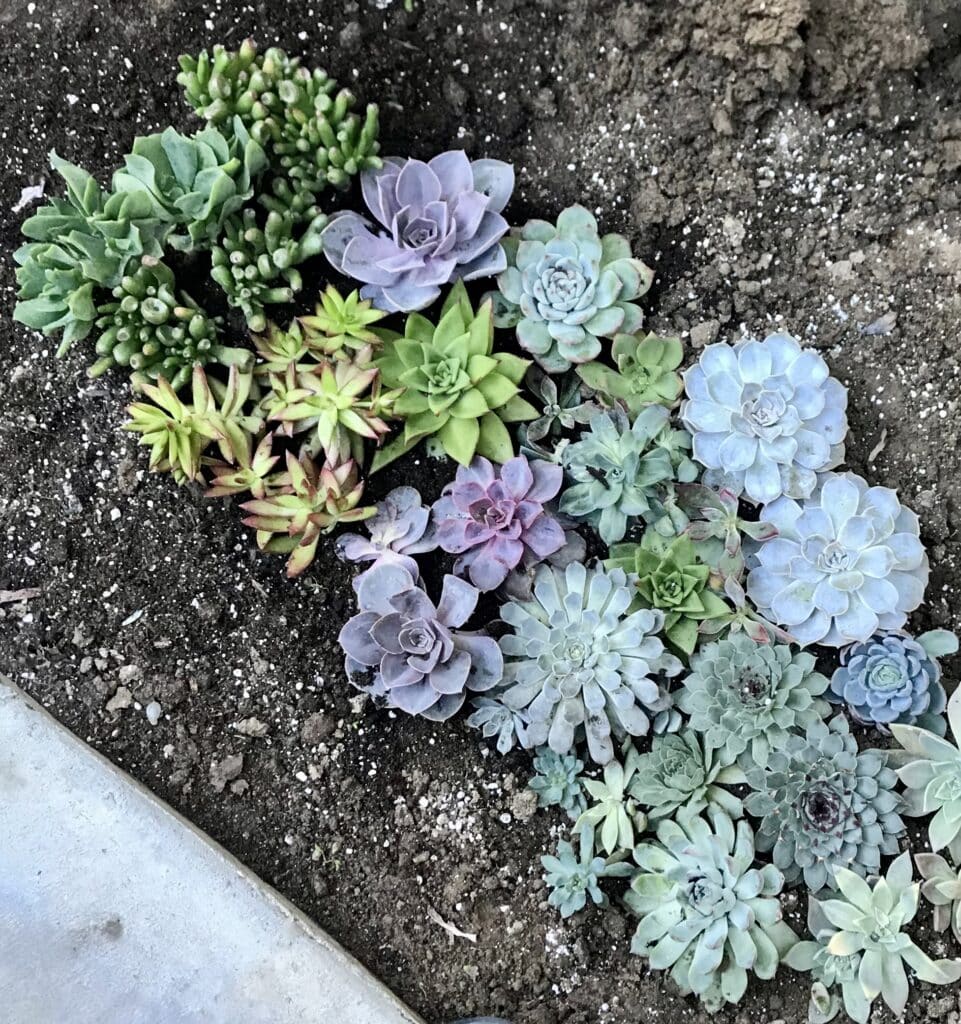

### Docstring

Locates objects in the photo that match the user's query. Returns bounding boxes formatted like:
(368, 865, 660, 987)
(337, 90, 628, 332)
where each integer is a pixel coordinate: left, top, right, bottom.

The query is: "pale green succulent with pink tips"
(487, 205, 654, 373)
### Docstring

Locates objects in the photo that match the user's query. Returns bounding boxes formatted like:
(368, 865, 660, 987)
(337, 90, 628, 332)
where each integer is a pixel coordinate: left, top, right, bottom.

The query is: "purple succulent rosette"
(338, 562, 503, 721)
(334, 485, 437, 577)
(321, 150, 515, 313)
(431, 455, 566, 592)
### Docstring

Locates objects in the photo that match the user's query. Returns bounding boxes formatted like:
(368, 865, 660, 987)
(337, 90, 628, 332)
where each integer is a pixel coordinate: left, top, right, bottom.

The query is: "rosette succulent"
(299, 285, 388, 359)
(829, 629, 955, 735)
(677, 634, 831, 768)
(494, 562, 683, 764)
(370, 281, 536, 469)
(744, 716, 904, 892)
(467, 697, 530, 755)
(574, 747, 647, 855)
(522, 367, 597, 443)
(338, 562, 503, 721)
(431, 455, 565, 591)
(576, 332, 684, 415)
(917, 852, 961, 944)
(785, 855, 961, 1024)
(606, 533, 730, 656)
(489, 205, 654, 373)
(558, 405, 676, 544)
(335, 486, 437, 577)
(323, 151, 514, 312)
(627, 731, 745, 823)
(681, 333, 848, 504)
(626, 809, 797, 1010)
(528, 747, 585, 816)
(747, 472, 929, 646)
(542, 828, 633, 919)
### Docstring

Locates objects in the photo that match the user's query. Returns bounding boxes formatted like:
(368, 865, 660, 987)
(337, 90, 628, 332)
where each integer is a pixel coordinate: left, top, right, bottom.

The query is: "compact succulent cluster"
(16, 41, 961, 1024)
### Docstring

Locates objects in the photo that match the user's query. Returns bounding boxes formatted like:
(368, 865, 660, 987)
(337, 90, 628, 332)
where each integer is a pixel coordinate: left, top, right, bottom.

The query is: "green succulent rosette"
(576, 332, 683, 415)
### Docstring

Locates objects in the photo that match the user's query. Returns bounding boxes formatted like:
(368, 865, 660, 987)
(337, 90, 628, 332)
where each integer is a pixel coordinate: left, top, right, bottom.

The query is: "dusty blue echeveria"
(678, 634, 831, 768)
(338, 562, 502, 721)
(488, 205, 654, 373)
(334, 486, 437, 577)
(528, 747, 585, 818)
(431, 455, 565, 591)
(322, 151, 514, 312)
(744, 716, 904, 892)
(542, 827, 633, 918)
(681, 333, 848, 505)
(466, 697, 529, 754)
(747, 472, 929, 647)
(558, 405, 675, 545)
(829, 629, 955, 735)
(493, 562, 683, 764)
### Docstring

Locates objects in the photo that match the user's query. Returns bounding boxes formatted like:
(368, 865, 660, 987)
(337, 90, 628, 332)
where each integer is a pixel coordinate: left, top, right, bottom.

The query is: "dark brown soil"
(3, 1, 961, 1022)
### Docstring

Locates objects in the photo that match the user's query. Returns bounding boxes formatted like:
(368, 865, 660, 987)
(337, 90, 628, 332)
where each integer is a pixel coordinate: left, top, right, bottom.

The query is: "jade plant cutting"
(13, 38, 961, 1024)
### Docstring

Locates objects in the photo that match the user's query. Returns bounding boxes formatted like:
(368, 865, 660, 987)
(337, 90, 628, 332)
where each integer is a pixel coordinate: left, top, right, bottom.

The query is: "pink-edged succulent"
(431, 455, 566, 591)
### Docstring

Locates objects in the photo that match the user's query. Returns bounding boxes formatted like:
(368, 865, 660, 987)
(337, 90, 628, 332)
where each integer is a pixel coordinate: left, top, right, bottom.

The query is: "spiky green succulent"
(370, 281, 537, 469)
(627, 730, 745, 823)
(541, 827, 632, 919)
(744, 716, 904, 892)
(916, 852, 961, 944)
(528, 747, 585, 818)
(573, 745, 647, 855)
(677, 634, 830, 769)
(785, 855, 961, 1024)
(576, 332, 683, 415)
(626, 809, 797, 1011)
(211, 207, 326, 331)
(606, 532, 730, 656)
(205, 431, 279, 500)
(299, 286, 388, 359)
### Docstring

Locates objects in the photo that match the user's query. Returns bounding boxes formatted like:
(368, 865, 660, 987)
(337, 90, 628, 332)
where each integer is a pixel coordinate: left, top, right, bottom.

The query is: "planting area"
(3, 1, 961, 1022)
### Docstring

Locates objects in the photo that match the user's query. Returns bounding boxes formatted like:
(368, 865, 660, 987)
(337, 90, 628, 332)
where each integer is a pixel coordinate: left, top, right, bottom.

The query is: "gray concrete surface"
(0, 678, 424, 1024)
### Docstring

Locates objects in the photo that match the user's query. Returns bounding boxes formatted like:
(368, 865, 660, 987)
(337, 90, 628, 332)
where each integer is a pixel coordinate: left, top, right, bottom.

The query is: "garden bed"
(3, 2, 961, 1023)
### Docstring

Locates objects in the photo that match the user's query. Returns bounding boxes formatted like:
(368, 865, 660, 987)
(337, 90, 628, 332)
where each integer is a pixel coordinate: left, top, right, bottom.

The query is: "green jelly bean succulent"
(541, 826, 633, 919)
(916, 852, 961, 944)
(626, 809, 797, 1011)
(211, 207, 326, 331)
(606, 532, 730, 656)
(677, 634, 830, 769)
(528, 747, 585, 818)
(370, 281, 537, 469)
(785, 854, 961, 1024)
(299, 285, 388, 359)
(576, 332, 683, 415)
(573, 745, 647, 856)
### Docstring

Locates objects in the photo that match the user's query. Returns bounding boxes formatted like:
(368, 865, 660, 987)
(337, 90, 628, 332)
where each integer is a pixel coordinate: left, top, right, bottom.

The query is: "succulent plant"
(677, 634, 830, 768)
(542, 827, 633, 919)
(681, 333, 848, 505)
(500, 517, 587, 602)
(558, 405, 676, 545)
(240, 452, 374, 576)
(744, 716, 904, 892)
(829, 629, 955, 735)
(576, 332, 684, 415)
(91, 257, 250, 388)
(13, 244, 99, 352)
(299, 285, 388, 359)
(489, 205, 654, 373)
(699, 574, 797, 645)
(338, 562, 503, 720)
(251, 320, 315, 376)
(522, 367, 597, 443)
(177, 39, 264, 126)
(111, 120, 267, 251)
(627, 731, 745, 823)
(891, 688, 961, 863)
(916, 852, 961, 944)
(785, 855, 961, 1024)
(495, 562, 683, 764)
(528, 747, 585, 817)
(211, 207, 327, 331)
(370, 281, 537, 469)
(606, 532, 730, 656)
(323, 151, 514, 312)
(467, 697, 530, 755)
(626, 809, 797, 1010)
(747, 472, 929, 647)
(205, 431, 279, 499)
(431, 455, 565, 591)
(574, 746, 648, 855)
(335, 486, 437, 577)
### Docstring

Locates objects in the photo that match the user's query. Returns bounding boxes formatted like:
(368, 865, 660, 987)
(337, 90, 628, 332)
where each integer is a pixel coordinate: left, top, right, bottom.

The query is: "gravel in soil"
(3, 1, 961, 1022)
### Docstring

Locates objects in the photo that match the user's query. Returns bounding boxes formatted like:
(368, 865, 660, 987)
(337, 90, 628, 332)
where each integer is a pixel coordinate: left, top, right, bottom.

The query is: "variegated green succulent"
(576, 332, 683, 415)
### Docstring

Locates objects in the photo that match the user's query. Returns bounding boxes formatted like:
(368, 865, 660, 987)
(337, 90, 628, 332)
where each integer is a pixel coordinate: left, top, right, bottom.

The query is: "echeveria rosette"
(334, 485, 437, 577)
(677, 634, 831, 769)
(576, 332, 684, 415)
(829, 629, 955, 735)
(322, 151, 514, 312)
(606, 532, 730, 656)
(785, 855, 961, 1024)
(744, 716, 904, 893)
(338, 562, 503, 721)
(559, 405, 676, 545)
(916, 852, 961, 945)
(494, 562, 683, 765)
(528, 747, 585, 818)
(542, 827, 633, 919)
(489, 205, 654, 373)
(522, 366, 598, 443)
(626, 809, 798, 1011)
(431, 455, 565, 591)
(466, 697, 529, 755)
(681, 333, 848, 505)
(747, 472, 929, 647)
